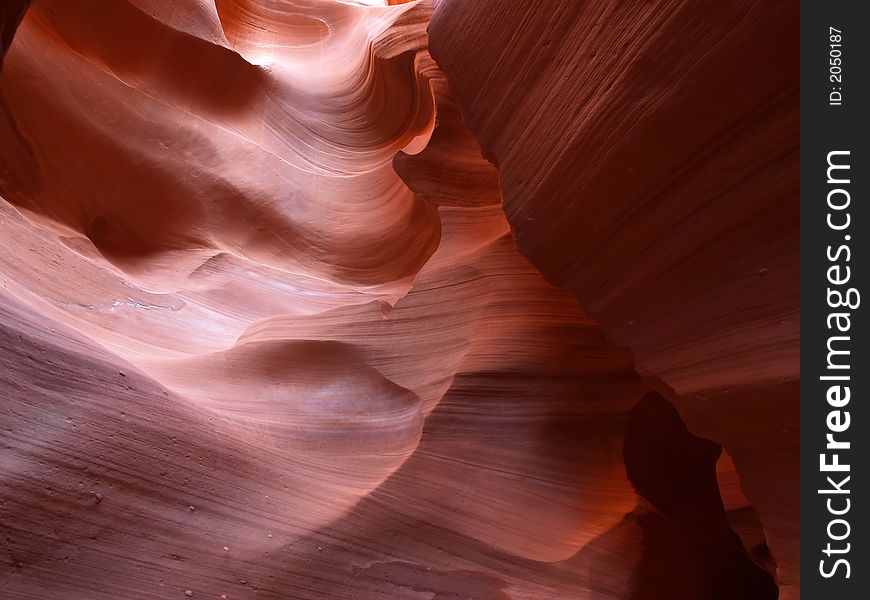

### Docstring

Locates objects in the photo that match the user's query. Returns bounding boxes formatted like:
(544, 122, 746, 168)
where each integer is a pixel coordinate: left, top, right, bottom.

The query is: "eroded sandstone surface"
(1, 1, 797, 598)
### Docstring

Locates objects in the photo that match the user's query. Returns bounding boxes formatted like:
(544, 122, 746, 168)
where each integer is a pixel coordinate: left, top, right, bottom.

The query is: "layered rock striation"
(1, 1, 798, 598)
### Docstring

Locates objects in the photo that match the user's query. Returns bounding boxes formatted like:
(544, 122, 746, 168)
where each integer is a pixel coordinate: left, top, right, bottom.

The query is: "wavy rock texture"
(429, 0, 799, 597)
(1, 1, 796, 599)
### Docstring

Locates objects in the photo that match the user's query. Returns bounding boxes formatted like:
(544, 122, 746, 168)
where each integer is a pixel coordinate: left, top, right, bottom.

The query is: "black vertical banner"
(801, 1, 869, 597)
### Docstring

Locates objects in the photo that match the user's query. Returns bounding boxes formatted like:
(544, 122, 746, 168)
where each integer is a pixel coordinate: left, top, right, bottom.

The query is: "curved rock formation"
(1, 1, 797, 598)
(429, 0, 799, 596)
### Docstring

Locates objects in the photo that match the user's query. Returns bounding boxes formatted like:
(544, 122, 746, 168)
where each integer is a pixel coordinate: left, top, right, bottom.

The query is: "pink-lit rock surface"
(1, 1, 797, 598)
(429, 0, 799, 596)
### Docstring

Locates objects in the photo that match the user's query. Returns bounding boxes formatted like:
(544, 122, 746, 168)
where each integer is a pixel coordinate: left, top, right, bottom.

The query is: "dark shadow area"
(623, 392, 778, 599)
(0, 0, 32, 69)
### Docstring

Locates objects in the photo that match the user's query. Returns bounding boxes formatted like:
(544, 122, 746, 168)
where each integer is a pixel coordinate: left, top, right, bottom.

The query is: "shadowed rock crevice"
(0, 0, 32, 69)
(623, 393, 778, 599)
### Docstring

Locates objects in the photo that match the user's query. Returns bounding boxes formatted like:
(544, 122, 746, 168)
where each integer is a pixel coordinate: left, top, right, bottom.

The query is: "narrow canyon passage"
(1, 1, 798, 599)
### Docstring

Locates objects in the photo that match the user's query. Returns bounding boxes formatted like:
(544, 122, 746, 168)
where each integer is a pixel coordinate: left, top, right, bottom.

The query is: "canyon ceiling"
(1, 1, 798, 599)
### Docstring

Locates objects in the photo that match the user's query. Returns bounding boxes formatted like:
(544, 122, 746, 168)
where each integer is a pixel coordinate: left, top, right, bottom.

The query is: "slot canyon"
(1, 1, 798, 599)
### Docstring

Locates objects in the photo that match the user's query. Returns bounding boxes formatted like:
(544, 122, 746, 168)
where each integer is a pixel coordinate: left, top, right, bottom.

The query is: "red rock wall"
(430, 0, 799, 596)
(1, 1, 797, 598)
